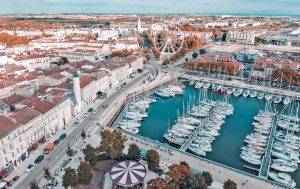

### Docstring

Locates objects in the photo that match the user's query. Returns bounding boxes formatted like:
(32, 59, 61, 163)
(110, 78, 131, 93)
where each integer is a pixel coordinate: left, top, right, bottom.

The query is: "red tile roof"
(32, 100, 56, 114)
(3, 95, 25, 106)
(80, 76, 95, 89)
(0, 116, 20, 139)
(22, 96, 40, 106)
(10, 107, 41, 124)
(48, 73, 65, 80)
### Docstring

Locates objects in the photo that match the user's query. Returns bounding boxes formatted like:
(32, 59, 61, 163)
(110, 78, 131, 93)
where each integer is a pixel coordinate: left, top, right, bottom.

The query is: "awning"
(0, 182, 6, 187)
(45, 143, 54, 150)
(3, 174, 15, 182)
(0, 170, 8, 179)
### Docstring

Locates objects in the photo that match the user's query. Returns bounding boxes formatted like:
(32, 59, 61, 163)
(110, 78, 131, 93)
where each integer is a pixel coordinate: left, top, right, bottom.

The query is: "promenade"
(182, 74, 300, 99)
(124, 133, 283, 189)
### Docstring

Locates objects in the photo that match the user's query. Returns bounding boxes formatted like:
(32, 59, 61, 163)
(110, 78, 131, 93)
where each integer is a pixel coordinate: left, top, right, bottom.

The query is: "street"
(14, 71, 152, 189)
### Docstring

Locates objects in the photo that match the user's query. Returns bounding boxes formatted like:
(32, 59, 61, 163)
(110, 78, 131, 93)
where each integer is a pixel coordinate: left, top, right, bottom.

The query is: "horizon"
(1, 0, 300, 16)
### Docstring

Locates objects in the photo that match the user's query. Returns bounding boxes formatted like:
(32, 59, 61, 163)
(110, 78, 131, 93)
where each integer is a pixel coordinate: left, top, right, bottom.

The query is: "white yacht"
(268, 172, 296, 188)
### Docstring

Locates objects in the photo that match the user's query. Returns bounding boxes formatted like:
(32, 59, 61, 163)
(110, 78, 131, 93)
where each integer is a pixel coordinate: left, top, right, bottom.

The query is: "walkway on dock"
(179, 102, 219, 152)
(258, 116, 277, 178)
(182, 74, 300, 99)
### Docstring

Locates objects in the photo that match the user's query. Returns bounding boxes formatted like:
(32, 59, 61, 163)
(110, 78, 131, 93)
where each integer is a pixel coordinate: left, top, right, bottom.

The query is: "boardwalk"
(179, 102, 218, 151)
(259, 116, 277, 178)
(182, 74, 300, 99)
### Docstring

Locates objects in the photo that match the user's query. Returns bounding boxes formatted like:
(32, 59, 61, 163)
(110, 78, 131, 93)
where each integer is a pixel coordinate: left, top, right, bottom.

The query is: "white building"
(10, 54, 51, 70)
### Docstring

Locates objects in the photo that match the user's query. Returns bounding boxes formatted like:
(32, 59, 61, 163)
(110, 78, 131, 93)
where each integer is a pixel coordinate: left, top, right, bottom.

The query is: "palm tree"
(30, 180, 39, 189)
(44, 167, 51, 181)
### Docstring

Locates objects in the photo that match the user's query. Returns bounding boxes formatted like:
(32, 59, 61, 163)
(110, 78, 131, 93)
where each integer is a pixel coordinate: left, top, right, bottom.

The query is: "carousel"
(110, 160, 146, 188)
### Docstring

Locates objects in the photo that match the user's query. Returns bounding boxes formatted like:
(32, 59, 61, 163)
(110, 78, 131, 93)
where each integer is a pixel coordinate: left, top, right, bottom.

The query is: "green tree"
(146, 149, 160, 170)
(81, 129, 86, 140)
(128, 143, 140, 160)
(77, 161, 93, 185)
(83, 144, 99, 167)
(30, 180, 39, 189)
(224, 179, 237, 189)
(202, 171, 213, 186)
(43, 167, 52, 181)
(199, 49, 206, 55)
(192, 52, 198, 59)
(183, 173, 207, 189)
(185, 58, 189, 62)
(99, 129, 127, 160)
(66, 145, 74, 157)
(62, 167, 78, 188)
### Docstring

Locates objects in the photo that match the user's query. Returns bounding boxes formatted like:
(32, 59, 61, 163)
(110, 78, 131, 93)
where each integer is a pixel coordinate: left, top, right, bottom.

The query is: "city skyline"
(1, 0, 300, 16)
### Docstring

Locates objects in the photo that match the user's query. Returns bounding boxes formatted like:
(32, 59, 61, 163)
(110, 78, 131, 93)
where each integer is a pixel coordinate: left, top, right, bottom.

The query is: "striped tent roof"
(110, 160, 146, 186)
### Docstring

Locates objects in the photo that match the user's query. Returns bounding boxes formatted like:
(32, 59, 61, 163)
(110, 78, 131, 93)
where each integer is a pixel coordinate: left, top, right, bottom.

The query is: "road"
(14, 71, 151, 189)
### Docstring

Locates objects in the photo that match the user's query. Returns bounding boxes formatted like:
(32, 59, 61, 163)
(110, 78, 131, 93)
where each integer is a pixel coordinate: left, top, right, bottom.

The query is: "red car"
(53, 140, 60, 146)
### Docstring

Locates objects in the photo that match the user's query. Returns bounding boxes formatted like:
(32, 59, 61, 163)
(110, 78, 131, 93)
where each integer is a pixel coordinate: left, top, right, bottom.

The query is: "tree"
(152, 47, 161, 59)
(167, 161, 192, 185)
(81, 129, 86, 140)
(128, 143, 140, 160)
(30, 180, 39, 189)
(137, 36, 144, 46)
(146, 149, 160, 170)
(185, 58, 189, 62)
(111, 49, 135, 57)
(61, 57, 69, 64)
(43, 167, 51, 181)
(99, 129, 127, 160)
(77, 161, 93, 185)
(202, 171, 213, 186)
(147, 178, 168, 189)
(145, 54, 151, 62)
(66, 145, 74, 157)
(62, 167, 78, 188)
(184, 35, 205, 50)
(224, 179, 237, 189)
(0, 32, 30, 46)
(192, 52, 198, 59)
(143, 47, 148, 53)
(199, 49, 206, 55)
(83, 144, 99, 167)
(183, 173, 207, 189)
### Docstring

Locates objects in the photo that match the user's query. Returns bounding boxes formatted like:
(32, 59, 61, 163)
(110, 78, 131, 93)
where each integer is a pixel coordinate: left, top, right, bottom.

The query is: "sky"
(0, 0, 299, 16)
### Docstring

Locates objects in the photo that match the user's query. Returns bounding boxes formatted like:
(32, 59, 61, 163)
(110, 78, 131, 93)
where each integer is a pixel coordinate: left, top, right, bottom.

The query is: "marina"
(113, 78, 300, 188)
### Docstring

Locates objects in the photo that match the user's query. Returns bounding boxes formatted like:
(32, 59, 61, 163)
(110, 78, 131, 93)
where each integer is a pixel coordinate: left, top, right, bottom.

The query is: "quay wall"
(181, 74, 300, 99)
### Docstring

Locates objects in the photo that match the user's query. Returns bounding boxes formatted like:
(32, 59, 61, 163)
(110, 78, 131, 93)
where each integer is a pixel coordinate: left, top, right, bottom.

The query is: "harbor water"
(135, 83, 300, 187)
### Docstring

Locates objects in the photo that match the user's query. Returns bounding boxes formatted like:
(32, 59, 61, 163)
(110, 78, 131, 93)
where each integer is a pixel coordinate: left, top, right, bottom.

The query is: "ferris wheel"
(154, 25, 184, 57)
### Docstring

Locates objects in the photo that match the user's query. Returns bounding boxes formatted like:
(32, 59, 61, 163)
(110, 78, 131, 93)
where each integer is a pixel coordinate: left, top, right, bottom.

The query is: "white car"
(92, 109, 97, 114)
(83, 112, 89, 117)
(26, 163, 36, 173)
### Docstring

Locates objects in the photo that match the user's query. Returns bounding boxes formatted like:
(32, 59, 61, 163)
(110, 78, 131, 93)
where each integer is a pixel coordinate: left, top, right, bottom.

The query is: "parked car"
(92, 108, 97, 114)
(73, 121, 80, 127)
(59, 133, 67, 141)
(34, 155, 44, 164)
(83, 112, 89, 117)
(26, 163, 36, 173)
(102, 104, 108, 109)
(53, 140, 60, 146)
(43, 144, 54, 155)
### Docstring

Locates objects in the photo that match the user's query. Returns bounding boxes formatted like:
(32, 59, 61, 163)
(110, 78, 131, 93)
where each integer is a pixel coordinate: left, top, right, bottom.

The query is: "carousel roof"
(110, 160, 146, 186)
